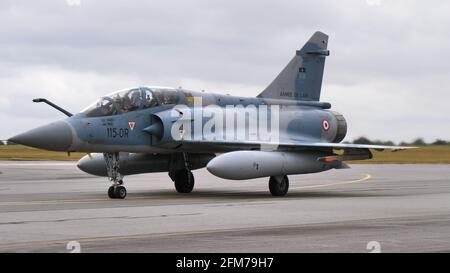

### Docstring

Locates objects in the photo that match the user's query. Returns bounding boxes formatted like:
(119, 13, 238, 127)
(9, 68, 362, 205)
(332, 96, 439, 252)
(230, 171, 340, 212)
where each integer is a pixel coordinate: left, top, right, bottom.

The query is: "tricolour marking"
(322, 119, 330, 132)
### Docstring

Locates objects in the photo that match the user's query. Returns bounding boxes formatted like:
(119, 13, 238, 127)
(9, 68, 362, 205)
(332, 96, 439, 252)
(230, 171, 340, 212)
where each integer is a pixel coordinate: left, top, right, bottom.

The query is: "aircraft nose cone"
(8, 120, 73, 151)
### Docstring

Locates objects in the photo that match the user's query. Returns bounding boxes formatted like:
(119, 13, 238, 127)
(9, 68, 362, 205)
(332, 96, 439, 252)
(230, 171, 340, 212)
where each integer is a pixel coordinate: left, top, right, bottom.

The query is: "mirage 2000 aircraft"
(9, 32, 411, 199)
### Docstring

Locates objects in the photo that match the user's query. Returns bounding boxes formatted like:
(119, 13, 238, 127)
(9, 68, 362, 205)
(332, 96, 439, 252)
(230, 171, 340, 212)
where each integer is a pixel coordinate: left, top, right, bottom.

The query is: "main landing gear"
(104, 152, 127, 199)
(173, 169, 195, 193)
(169, 153, 195, 194)
(269, 175, 289, 196)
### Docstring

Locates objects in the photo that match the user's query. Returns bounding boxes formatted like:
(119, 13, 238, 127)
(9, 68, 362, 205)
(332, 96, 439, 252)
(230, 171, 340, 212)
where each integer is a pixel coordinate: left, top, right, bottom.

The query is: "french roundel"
(322, 119, 330, 132)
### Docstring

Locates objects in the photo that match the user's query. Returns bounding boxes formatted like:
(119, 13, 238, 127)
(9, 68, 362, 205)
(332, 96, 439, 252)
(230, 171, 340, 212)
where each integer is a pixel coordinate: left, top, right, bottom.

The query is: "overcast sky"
(1, 0, 449, 143)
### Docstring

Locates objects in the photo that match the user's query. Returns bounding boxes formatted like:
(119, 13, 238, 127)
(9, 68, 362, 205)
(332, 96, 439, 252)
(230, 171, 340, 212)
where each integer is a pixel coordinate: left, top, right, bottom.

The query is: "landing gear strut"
(169, 153, 195, 193)
(269, 175, 289, 196)
(104, 152, 127, 199)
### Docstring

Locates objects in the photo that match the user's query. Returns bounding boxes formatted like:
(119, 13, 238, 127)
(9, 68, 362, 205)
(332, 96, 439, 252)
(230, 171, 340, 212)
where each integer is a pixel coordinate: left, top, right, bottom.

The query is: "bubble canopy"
(81, 87, 180, 117)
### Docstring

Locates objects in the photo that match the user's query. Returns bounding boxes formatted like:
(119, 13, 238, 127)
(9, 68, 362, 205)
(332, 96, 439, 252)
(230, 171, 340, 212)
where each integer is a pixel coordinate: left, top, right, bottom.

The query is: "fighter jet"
(9, 32, 412, 199)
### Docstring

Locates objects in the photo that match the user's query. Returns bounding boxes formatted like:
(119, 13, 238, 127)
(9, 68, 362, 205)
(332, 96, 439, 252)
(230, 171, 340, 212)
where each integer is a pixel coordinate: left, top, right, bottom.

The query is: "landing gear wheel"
(269, 175, 289, 196)
(108, 186, 115, 199)
(174, 169, 195, 193)
(104, 152, 126, 199)
(108, 185, 127, 199)
(114, 186, 127, 199)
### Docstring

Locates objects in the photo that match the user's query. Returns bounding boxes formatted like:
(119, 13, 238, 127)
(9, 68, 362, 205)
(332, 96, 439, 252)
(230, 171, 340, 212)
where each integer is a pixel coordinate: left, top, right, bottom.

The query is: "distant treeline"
(350, 137, 450, 146)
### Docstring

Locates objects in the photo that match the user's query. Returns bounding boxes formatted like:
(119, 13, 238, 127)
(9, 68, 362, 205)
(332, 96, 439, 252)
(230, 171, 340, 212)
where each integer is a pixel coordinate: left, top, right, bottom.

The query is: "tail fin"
(257, 31, 329, 101)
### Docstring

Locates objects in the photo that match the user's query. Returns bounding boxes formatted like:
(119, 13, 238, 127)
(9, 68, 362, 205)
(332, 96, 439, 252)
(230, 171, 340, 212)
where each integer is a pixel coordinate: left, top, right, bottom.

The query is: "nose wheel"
(108, 184, 127, 199)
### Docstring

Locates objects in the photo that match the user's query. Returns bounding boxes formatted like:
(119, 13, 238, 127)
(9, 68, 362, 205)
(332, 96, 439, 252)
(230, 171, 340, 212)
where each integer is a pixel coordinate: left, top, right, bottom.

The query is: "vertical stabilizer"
(258, 31, 329, 101)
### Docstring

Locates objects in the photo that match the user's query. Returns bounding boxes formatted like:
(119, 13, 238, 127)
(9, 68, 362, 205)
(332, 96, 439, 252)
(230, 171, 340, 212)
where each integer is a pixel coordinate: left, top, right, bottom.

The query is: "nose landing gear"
(104, 152, 127, 199)
(107, 184, 127, 199)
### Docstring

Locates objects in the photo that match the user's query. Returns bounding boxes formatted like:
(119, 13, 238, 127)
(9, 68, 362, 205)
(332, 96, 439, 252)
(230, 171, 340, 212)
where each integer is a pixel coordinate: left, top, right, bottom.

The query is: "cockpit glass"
(81, 87, 179, 117)
(142, 89, 159, 109)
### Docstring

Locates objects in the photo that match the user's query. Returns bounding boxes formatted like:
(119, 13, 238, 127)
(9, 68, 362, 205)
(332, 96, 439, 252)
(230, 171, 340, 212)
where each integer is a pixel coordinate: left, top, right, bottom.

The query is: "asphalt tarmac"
(0, 161, 449, 252)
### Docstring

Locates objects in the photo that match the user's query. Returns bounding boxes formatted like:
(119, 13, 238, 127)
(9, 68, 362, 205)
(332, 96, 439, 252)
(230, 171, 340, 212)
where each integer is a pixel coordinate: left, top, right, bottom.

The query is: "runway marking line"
(290, 174, 372, 190)
(0, 174, 372, 207)
(0, 196, 160, 206)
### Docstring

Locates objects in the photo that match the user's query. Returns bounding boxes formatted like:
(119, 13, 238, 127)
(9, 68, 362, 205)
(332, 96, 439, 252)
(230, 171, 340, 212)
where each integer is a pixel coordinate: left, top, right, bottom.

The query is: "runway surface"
(0, 161, 449, 252)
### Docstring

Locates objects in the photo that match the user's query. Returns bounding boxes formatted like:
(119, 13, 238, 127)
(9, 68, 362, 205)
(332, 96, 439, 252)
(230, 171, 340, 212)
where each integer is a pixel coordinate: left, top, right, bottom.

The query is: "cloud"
(366, 0, 383, 6)
(1, 0, 449, 143)
(0, 64, 141, 138)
